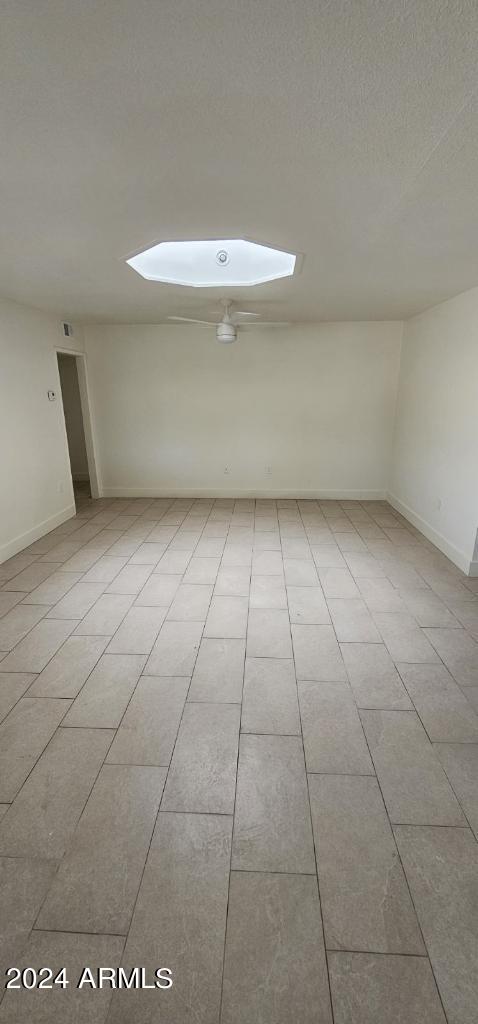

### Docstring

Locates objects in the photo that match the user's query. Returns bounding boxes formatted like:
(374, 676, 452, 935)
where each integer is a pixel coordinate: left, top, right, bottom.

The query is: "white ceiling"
(1, 0, 478, 324)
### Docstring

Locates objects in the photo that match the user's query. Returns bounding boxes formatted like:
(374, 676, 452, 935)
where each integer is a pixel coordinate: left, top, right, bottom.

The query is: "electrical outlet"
(224, 466, 230, 475)
(436, 498, 442, 510)
(266, 466, 272, 476)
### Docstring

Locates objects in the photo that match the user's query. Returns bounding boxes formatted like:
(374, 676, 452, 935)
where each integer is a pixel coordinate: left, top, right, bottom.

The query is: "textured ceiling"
(1, 0, 478, 323)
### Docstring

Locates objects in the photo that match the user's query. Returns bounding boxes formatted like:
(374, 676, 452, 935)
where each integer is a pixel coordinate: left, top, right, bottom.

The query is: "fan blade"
(243, 320, 291, 327)
(167, 316, 215, 326)
(234, 311, 261, 318)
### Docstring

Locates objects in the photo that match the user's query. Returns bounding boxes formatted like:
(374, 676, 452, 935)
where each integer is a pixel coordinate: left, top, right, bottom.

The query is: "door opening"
(57, 352, 91, 506)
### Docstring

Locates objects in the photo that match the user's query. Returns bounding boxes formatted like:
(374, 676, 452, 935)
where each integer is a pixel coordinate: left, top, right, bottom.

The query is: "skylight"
(125, 238, 296, 287)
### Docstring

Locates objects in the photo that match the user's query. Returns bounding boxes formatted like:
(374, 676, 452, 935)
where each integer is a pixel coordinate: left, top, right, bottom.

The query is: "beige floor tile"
(341, 643, 412, 709)
(106, 676, 188, 766)
(162, 702, 240, 813)
(2, 496, 477, 1024)
(373, 613, 441, 664)
(0, 673, 36, 723)
(283, 558, 319, 586)
(251, 550, 284, 576)
(0, 552, 41, 579)
(204, 595, 248, 639)
(241, 658, 300, 734)
(292, 624, 347, 681)
(81, 555, 129, 582)
(28, 635, 110, 697)
(232, 734, 315, 873)
(135, 573, 181, 606)
(183, 556, 221, 584)
(434, 742, 478, 838)
(128, 542, 167, 564)
(445, 598, 478, 640)
(145, 620, 203, 675)
(253, 530, 281, 550)
(37, 764, 166, 934)
(299, 680, 374, 774)
(328, 597, 381, 641)
(0, 727, 113, 859)
(107, 563, 155, 594)
(361, 710, 466, 825)
(343, 552, 386, 579)
(167, 582, 213, 621)
(249, 574, 287, 609)
(398, 662, 478, 741)
(309, 774, 424, 953)
(423, 627, 478, 686)
(222, 872, 332, 1024)
(281, 537, 312, 559)
(328, 952, 446, 1024)
(247, 608, 292, 658)
(221, 545, 253, 567)
(63, 653, 145, 728)
(398, 587, 459, 627)
(335, 532, 368, 552)
(188, 637, 245, 702)
(107, 606, 167, 654)
(0, 857, 58, 988)
(214, 566, 250, 597)
(0, 619, 77, 673)
(155, 549, 193, 574)
(46, 581, 106, 619)
(195, 536, 226, 558)
(107, 812, 231, 1024)
(311, 545, 347, 568)
(0, 697, 71, 801)
(0, 604, 48, 651)
(74, 593, 134, 635)
(395, 824, 478, 1024)
(0, 592, 25, 618)
(319, 567, 360, 599)
(22, 570, 84, 605)
(287, 585, 330, 624)
(2, 562, 62, 592)
(356, 576, 406, 613)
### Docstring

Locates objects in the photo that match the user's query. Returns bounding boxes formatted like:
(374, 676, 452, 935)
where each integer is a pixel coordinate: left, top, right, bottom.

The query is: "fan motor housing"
(216, 322, 236, 344)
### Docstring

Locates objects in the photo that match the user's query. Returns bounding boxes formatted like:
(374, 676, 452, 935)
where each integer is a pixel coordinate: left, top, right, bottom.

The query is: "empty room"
(1, 3, 478, 1023)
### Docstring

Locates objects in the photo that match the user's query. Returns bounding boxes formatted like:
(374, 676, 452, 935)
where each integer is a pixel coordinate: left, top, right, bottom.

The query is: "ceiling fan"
(167, 299, 290, 343)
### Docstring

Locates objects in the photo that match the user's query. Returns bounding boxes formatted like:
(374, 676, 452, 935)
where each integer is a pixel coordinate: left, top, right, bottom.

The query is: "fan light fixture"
(125, 238, 296, 287)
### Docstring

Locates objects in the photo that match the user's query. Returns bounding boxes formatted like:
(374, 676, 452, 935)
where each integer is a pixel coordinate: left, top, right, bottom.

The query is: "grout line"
(218, 502, 251, 1022)
(293, 503, 336, 1024)
(358, 696, 452, 1024)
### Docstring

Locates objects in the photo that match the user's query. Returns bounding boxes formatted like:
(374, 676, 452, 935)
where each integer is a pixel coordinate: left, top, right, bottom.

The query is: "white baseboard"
(101, 486, 388, 500)
(469, 560, 478, 578)
(0, 504, 76, 565)
(387, 492, 473, 575)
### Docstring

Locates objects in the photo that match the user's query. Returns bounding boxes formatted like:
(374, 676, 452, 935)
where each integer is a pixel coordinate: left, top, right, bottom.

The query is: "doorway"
(57, 352, 92, 507)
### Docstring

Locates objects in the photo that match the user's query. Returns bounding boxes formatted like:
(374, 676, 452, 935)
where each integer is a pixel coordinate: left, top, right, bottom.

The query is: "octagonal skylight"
(125, 238, 296, 287)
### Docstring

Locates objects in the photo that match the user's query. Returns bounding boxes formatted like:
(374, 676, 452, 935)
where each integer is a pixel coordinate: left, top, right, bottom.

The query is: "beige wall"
(84, 321, 402, 498)
(3, 289, 477, 575)
(390, 286, 478, 574)
(0, 298, 83, 562)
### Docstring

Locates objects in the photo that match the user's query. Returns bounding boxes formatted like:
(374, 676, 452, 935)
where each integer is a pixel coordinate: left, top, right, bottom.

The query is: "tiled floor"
(0, 495, 478, 1023)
